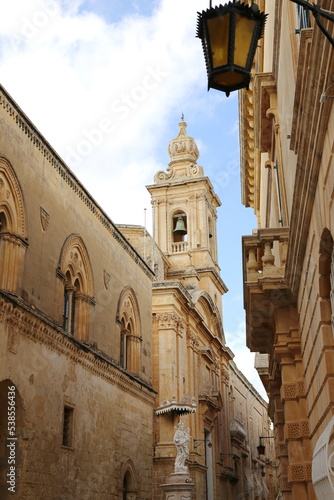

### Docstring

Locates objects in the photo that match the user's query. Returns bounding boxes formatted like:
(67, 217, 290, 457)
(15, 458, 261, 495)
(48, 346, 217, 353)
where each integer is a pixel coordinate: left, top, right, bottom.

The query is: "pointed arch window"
(58, 236, 94, 341)
(117, 288, 142, 375)
(0, 158, 28, 293)
(121, 460, 138, 500)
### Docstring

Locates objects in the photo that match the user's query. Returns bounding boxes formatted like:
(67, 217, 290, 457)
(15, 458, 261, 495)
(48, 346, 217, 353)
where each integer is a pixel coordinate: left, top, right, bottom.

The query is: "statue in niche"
(173, 421, 191, 473)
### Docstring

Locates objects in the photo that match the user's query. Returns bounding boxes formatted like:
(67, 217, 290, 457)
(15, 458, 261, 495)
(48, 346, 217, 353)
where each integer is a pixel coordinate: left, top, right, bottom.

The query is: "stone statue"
(173, 421, 191, 473)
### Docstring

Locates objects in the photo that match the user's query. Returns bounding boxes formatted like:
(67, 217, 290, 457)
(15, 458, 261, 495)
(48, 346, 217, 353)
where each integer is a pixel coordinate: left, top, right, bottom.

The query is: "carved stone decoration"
(156, 312, 180, 330)
(155, 396, 196, 416)
(7, 325, 19, 353)
(221, 368, 230, 384)
(103, 270, 111, 290)
(173, 421, 191, 473)
(40, 206, 50, 231)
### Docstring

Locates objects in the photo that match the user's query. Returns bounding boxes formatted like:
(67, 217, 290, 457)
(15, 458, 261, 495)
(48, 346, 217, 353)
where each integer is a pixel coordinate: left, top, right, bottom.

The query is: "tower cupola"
(168, 117, 199, 165)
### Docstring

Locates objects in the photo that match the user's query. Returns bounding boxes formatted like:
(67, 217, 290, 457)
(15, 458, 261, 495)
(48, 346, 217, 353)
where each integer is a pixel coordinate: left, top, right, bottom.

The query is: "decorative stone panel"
(156, 312, 181, 330)
(300, 420, 310, 437)
(279, 475, 292, 492)
(297, 380, 305, 397)
(289, 463, 312, 482)
(277, 441, 288, 458)
(289, 464, 305, 482)
(281, 382, 297, 400)
(286, 422, 300, 439)
(275, 409, 285, 425)
(305, 463, 312, 481)
(285, 421, 310, 440)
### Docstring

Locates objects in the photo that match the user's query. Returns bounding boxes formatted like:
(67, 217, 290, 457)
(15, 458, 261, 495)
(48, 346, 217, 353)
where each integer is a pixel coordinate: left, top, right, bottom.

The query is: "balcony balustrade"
(243, 227, 289, 282)
(171, 241, 188, 253)
(242, 227, 290, 353)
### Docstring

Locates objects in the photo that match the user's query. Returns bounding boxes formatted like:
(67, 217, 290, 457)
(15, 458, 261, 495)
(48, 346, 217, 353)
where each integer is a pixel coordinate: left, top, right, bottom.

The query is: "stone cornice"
(146, 176, 221, 209)
(166, 267, 227, 295)
(239, 85, 256, 209)
(0, 85, 154, 280)
(1, 291, 156, 403)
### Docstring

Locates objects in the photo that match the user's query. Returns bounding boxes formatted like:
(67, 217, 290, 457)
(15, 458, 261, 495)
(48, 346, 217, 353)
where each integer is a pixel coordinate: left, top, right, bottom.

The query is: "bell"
(173, 216, 187, 236)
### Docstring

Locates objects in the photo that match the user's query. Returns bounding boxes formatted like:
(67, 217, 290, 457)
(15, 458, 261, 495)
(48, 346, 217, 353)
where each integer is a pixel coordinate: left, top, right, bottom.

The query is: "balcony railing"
(243, 227, 289, 282)
(171, 241, 188, 253)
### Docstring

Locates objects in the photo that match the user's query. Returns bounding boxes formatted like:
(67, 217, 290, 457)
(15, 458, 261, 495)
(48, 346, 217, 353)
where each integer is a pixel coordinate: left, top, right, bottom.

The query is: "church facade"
(0, 83, 274, 499)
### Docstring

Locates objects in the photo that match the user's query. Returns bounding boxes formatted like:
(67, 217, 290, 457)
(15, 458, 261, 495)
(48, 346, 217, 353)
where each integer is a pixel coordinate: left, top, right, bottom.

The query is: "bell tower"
(147, 118, 227, 310)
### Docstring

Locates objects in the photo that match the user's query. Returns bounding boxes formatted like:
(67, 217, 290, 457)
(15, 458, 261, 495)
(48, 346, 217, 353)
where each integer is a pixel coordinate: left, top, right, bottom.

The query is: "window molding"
(61, 404, 75, 449)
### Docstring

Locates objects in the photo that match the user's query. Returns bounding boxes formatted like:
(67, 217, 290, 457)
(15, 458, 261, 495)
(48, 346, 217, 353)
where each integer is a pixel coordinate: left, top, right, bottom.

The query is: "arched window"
(121, 460, 137, 500)
(58, 235, 94, 340)
(123, 470, 132, 500)
(117, 288, 141, 375)
(172, 211, 187, 243)
(319, 228, 334, 333)
(0, 158, 27, 293)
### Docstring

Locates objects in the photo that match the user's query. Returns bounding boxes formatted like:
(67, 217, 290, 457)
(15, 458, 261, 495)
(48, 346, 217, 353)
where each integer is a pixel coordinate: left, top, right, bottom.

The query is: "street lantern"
(196, 1, 267, 96)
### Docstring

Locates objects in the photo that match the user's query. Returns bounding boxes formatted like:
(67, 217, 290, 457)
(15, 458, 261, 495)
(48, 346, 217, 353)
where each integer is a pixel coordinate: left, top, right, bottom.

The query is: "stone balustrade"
(242, 227, 289, 281)
(172, 241, 188, 253)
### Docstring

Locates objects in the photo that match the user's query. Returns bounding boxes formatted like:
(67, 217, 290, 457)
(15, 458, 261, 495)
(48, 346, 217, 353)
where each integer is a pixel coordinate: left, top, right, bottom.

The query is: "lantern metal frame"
(256, 435, 274, 456)
(197, 0, 334, 97)
(291, 0, 334, 47)
(196, 1, 267, 96)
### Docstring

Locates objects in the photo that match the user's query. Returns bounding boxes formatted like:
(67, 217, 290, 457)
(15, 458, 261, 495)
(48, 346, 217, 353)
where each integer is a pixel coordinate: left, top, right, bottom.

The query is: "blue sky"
(0, 0, 265, 398)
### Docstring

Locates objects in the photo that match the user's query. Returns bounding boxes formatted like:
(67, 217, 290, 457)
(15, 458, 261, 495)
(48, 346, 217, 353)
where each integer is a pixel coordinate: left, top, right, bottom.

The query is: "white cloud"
(0, 0, 213, 226)
(0, 0, 263, 395)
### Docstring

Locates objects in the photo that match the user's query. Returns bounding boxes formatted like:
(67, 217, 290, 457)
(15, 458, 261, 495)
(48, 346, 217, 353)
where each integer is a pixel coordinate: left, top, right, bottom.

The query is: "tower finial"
(181, 112, 184, 121)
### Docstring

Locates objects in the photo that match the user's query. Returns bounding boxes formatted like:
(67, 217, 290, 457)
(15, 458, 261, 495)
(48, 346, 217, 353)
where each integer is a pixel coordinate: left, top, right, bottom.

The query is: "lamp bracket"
(290, 0, 334, 47)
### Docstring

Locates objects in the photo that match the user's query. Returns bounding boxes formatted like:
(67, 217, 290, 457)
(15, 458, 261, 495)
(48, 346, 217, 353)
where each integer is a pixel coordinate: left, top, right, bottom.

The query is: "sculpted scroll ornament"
(174, 422, 191, 473)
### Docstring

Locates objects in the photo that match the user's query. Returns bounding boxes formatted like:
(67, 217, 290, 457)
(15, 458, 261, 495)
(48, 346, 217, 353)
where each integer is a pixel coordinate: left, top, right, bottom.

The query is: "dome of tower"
(168, 117, 199, 164)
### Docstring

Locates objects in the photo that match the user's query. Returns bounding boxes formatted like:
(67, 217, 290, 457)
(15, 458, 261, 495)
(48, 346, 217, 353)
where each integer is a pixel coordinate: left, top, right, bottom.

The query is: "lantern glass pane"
(213, 72, 245, 88)
(234, 13, 257, 68)
(207, 14, 230, 68)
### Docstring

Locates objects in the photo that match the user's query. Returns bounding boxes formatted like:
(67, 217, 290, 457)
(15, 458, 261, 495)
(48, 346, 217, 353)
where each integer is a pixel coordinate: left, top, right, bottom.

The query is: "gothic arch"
(58, 235, 94, 296)
(58, 235, 94, 340)
(120, 458, 138, 500)
(0, 157, 28, 292)
(0, 157, 26, 237)
(116, 287, 142, 374)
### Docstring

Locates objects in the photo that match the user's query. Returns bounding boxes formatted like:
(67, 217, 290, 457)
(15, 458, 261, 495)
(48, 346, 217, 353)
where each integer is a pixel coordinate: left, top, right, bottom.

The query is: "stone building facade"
(239, 0, 334, 498)
(0, 82, 274, 499)
(0, 84, 155, 500)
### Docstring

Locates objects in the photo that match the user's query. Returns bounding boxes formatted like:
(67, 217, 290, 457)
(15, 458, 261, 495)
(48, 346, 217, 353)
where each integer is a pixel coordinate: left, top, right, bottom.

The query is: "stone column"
(274, 306, 316, 500)
(161, 472, 194, 499)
